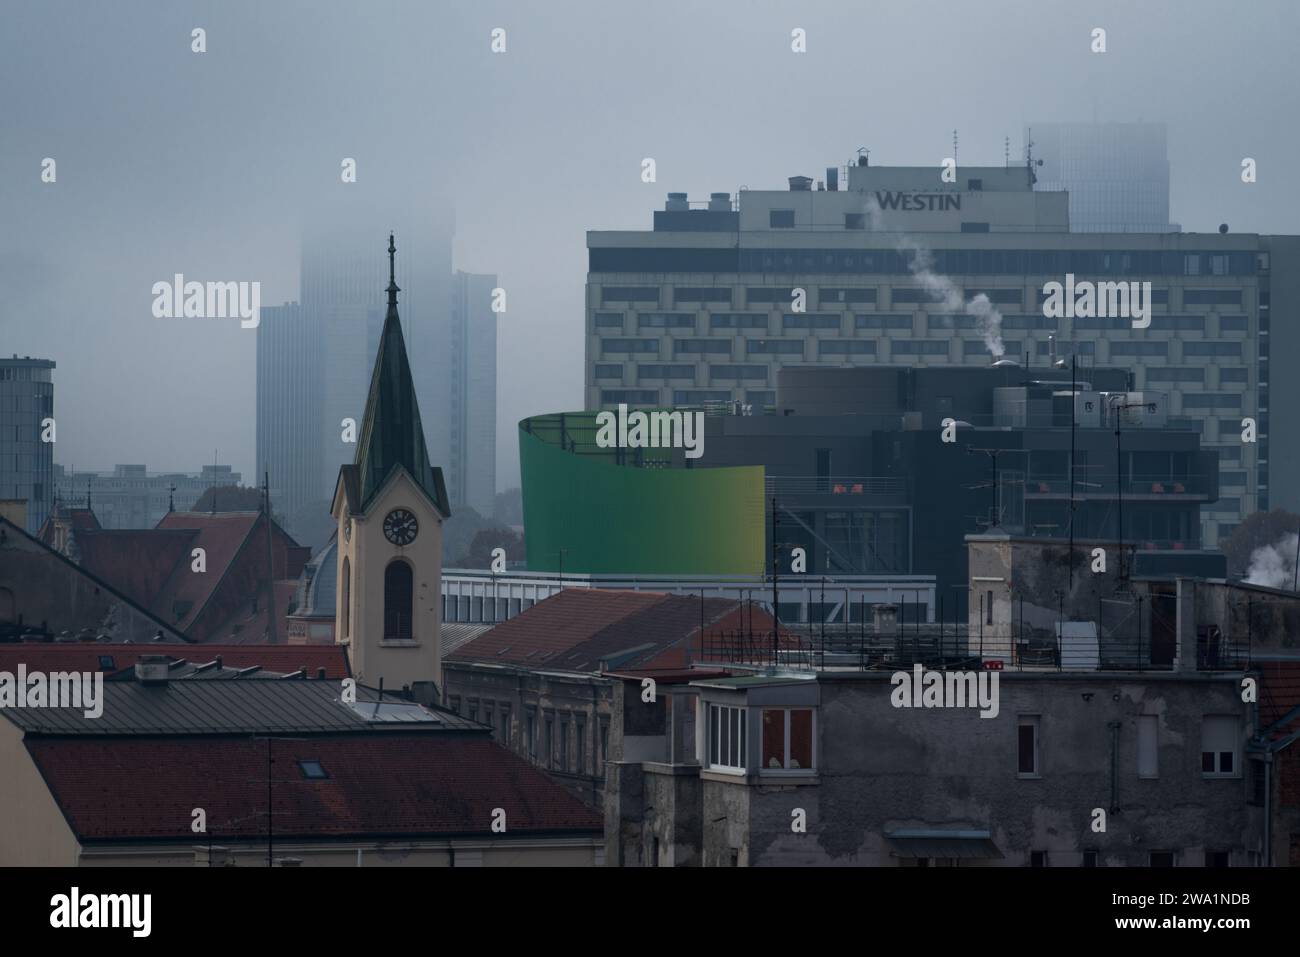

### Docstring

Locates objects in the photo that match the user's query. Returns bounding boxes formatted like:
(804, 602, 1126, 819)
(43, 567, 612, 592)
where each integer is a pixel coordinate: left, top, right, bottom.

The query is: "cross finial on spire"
(386, 233, 400, 312)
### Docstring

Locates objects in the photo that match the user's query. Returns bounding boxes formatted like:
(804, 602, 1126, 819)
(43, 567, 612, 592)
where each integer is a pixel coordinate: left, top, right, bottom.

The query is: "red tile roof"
(76, 529, 195, 606)
(152, 512, 264, 632)
(28, 735, 602, 841)
(0, 643, 350, 679)
(1259, 660, 1300, 733)
(448, 589, 744, 671)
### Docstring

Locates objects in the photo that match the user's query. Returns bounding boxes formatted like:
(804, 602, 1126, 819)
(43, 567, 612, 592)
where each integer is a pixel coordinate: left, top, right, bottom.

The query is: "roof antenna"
(952, 129, 958, 167)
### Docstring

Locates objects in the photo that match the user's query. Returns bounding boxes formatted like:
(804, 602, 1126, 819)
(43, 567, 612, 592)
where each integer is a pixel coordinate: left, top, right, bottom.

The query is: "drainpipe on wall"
(1108, 721, 1121, 814)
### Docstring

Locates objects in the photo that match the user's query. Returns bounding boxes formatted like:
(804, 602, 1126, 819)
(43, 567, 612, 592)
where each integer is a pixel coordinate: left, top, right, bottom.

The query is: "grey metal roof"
(2, 678, 484, 736)
(441, 623, 493, 656)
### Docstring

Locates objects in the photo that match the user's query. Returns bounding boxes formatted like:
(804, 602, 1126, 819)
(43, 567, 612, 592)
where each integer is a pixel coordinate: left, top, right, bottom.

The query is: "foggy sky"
(2, 0, 1297, 497)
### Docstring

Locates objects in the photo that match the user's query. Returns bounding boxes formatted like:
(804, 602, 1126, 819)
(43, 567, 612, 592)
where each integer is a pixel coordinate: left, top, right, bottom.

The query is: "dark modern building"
(524, 364, 1220, 620)
(584, 159, 1299, 544)
(0, 355, 55, 534)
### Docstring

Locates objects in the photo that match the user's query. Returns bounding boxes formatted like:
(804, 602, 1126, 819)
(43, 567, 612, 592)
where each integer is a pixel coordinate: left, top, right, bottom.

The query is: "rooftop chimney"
(135, 655, 172, 686)
(665, 192, 688, 211)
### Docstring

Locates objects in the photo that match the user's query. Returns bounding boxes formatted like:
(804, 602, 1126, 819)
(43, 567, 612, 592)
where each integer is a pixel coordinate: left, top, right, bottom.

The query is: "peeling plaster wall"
(740, 673, 1262, 866)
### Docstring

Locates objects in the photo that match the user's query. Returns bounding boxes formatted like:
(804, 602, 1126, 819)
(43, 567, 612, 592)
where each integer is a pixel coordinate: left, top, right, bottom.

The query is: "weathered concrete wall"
(702, 776, 751, 867)
(743, 672, 1262, 866)
(1192, 580, 1300, 656)
(641, 765, 703, 866)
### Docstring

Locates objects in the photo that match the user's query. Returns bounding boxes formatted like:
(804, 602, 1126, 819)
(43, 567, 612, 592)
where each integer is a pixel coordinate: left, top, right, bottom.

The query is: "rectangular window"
(986, 590, 994, 625)
(559, 717, 569, 771)
(844, 213, 865, 230)
(499, 707, 510, 745)
(819, 287, 876, 305)
(1138, 715, 1158, 778)
(891, 340, 949, 356)
(1146, 368, 1205, 384)
(594, 312, 624, 328)
(1206, 850, 1229, 867)
(575, 716, 586, 775)
(468, 699, 478, 722)
(782, 313, 840, 330)
(856, 314, 913, 330)
(961, 222, 990, 233)
(769, 209, 795, 228)
(637, 364, 695, 380)
(544, 716, 554, 767)
(710, 313, 768, 329)
(601, 286, 660, 304)
(637, 312, 695, 329)
(1030, 851, 1047, 867)
(708, 365, 767, 382)
(600, 389, 658, 405)
(600, 338, 660, 355)
(674, 287, 732, 304)
(600, 719, 610, 771)
(674, 339, 732, 356)
(746, 339, 804, 355)
(709, 704, 747, 771)
(892, 288, 948, 304)
(1149, 851, 1175, 867)
(746, 287, 797, 304)
(1183, 289, 1243, 306)
(820, 340, 877, 355)
(1219, 367, 1249, 383)
(674, 390, 733, 404)
(593, 363, 623, 380)
(1082, 850, 1099, 868)
(527, 710, 537, 758)
(1018, 716, 1040, 777)
(1201, 715, 1239, 777)
(1182, 393, 1241, 411)
(1111, 341, 1169, 357)
(1183, 341, 1242, 358)
(1219, 316, 1249, 332)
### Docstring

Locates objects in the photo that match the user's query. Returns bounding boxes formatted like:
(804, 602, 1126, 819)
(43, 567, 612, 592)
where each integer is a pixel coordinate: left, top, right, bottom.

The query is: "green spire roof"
(352, 234, 450, 516)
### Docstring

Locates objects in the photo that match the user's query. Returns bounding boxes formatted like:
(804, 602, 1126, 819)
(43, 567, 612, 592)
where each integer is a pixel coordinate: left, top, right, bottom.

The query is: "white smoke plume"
(1245, 534, 1299, 590)
(863, 195, 1005, 357)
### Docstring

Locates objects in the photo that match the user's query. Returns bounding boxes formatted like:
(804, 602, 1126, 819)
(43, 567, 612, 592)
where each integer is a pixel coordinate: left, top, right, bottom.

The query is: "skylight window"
(299, 760, 328, 779)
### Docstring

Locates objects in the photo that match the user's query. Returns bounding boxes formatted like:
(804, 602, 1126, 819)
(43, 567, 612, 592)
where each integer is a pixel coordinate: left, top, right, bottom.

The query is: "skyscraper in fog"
(0, 355, 55, 533)
(257, 210, 499, 542)
(449, 271, 498, 516)
(1028, 122, 1177, 233)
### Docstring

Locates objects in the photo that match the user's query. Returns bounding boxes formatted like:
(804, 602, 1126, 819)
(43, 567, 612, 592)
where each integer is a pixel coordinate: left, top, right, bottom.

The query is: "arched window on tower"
(385, 559, 414, 640)
(340, 556, 351, 640)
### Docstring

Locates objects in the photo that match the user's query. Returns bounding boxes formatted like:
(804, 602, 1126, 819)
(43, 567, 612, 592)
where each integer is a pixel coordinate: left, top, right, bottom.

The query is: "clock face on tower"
(383, 508, 419, 546)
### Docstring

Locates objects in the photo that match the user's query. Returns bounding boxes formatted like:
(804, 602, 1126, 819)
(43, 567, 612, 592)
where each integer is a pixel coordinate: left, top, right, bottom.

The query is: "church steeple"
(385, 231, 400, 317)
(351, 235, 449, 517)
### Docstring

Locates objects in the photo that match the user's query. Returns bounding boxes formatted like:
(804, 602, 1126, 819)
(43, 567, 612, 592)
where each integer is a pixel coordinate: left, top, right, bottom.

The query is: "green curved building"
(519, 412, 764, 575)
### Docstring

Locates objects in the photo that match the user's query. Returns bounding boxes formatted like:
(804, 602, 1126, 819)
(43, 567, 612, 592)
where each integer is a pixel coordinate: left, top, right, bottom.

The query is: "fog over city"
(2, 0, 1296, 490)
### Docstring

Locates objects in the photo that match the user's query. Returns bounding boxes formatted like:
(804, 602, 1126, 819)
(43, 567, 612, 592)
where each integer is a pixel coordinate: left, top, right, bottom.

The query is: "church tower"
(331, 234, 450, 697)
